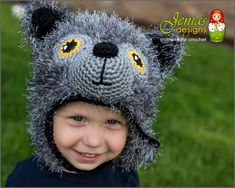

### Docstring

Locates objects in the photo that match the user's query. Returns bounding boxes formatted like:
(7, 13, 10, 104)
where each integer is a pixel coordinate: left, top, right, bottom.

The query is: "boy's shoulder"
(11, 156, 38, 171)
(113, 166, 140, 187)
(6, 158, 139, 187)
(7, 156, 38, 176)
(5, 156, 46, 187)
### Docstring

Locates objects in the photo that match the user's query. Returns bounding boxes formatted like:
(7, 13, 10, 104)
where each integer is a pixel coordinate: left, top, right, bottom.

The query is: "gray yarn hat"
(21, 1, 184, 173)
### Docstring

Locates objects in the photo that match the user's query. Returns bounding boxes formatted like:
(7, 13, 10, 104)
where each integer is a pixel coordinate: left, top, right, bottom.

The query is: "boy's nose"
(82, 129, 104, 148)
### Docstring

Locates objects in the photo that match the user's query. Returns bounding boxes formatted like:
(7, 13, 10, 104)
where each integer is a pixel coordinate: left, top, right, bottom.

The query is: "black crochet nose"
(93, 42, 118, 58)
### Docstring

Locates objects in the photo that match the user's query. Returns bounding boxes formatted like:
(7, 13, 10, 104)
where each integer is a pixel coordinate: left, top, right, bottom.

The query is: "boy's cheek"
(106, 133, 127, 153)
(53, 125, 79, 148)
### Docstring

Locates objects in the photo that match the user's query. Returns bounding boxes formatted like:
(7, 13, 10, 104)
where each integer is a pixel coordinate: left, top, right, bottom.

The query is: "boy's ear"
(146, 28, 184, 78)
(22, 1, 68, 41)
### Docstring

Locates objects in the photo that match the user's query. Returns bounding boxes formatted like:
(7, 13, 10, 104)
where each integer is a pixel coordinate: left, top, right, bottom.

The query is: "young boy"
(6, 1, 184, 187)
(6, 101, 139, 187)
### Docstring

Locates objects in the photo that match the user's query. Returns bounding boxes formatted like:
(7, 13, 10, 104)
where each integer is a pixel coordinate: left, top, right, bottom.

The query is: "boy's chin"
(61, 163, 100, 173)
(62, 152, 117, 172)
(74, 163, 101, 171)
(66, 158, 109, 172)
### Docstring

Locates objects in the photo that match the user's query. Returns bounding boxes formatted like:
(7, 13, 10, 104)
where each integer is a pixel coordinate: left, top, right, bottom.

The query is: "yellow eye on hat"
(58, 38, 82, 58)
(128, 49, 145, 73)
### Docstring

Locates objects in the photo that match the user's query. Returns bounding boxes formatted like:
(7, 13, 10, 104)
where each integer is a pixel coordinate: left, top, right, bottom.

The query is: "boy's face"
(53, 102, 128, 171)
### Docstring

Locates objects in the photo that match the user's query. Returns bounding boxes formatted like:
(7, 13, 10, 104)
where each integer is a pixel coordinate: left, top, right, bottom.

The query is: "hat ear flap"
(22, 1, 68, 41)
(146, 28, 184, 78)
(31, 7, 65, 40)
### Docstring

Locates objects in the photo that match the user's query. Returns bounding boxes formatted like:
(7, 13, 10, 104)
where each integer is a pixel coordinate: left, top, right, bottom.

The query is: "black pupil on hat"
(62, 40, 77, 53)
(132, 53, 143, 67)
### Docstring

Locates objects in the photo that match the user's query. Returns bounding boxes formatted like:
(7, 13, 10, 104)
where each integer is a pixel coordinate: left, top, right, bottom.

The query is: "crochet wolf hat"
(21, 1, 184, 173)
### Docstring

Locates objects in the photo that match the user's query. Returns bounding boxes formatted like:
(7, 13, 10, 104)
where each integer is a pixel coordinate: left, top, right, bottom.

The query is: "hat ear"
(22, 1, 68, 41)
(31, 7, 65, 40)
(146, 28, 184, 78)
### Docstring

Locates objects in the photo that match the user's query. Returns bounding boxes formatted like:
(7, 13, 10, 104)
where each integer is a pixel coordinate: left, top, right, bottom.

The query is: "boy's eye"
(107, 119, 119, 125)
(71, 116, 83, 122)
(106, 119, 124, 129)
(128, 49, 145, 73)
(58, 38, 82, 58)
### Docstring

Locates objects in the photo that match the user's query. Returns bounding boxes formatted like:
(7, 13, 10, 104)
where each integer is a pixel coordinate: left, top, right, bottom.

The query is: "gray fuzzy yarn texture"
(21, 1, 184, 173)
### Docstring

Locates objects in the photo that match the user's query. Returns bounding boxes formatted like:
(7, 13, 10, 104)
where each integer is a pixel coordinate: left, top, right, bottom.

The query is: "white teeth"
(80, 153, 97, 157)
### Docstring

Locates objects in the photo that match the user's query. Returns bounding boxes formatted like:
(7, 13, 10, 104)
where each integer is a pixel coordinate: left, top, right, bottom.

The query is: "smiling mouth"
(74, 150, 101, 162)
(79, 152, 99, 158)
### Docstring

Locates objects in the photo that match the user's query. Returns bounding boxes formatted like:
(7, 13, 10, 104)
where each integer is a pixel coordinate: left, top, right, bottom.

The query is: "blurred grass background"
(1, 2, 234, 187)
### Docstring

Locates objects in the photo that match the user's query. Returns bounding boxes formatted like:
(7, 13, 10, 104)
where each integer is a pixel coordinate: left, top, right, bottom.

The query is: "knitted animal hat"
(21, 1, 184, 173)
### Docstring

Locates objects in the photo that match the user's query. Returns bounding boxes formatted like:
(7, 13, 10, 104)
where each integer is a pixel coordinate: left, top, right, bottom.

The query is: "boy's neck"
(62, 166, 78, 174)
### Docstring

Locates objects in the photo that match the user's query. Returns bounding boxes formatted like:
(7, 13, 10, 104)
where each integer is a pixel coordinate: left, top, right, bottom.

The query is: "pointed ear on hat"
(22, 1, 68, 42)
(146, 28, 184, 78)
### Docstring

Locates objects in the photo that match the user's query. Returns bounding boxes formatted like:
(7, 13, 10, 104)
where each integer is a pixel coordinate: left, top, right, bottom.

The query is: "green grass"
(1, 2, 234, 187)
(139, 40, 234, 186)
(1, 3, 32, 186)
